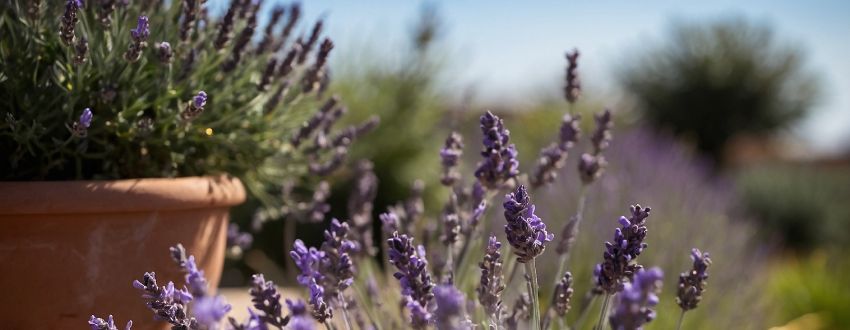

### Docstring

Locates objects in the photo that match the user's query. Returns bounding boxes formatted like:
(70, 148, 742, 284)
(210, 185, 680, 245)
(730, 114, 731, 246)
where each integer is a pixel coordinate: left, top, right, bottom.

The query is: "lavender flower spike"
(308, 280, 333, 323)
(564, 49, 581, 104)
(88, 315, 132, 330)
(318, 219, 356, 298)
(250, 274, 287, 327)
(290, 239, 324, 287)
(440, 132, 464, 186)
(475, 111, 520, 189)
(609, 267, 664, 330)
(60, 0, 81, 45)
(71, 107, 93, 137)
(503, 185, 553, 263)
(594, 205, 651, 293)
(530, 114, 581, 187)
(132, 272, 194, 327)
(124, 16, 150, 62)
(387, 232, 435, 329)
(434, 284, 473, 330)
(590, 109, 613, 154)
(677, 248, 711, 311)
(477, 235, 505, 323)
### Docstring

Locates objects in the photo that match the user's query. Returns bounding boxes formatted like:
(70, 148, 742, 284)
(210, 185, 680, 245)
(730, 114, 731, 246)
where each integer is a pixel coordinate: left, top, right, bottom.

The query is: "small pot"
(0, 175, 245, 329)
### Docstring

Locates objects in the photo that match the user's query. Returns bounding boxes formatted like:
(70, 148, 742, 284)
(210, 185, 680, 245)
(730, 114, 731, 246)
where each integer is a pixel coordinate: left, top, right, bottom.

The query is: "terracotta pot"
(0, 175, 245, 329)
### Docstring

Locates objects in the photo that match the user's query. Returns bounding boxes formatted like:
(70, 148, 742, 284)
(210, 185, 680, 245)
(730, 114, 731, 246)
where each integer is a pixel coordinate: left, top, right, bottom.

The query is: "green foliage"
(767, 253, 850, 329)
(737, 164, 850, 251)
(619, 17, 819, 163)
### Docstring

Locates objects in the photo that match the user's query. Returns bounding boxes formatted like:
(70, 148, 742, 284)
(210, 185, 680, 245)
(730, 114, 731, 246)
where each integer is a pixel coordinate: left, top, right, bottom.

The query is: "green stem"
(676, 310, 686, 330)
(594, 294, 611, 330)
(338, 292, 353, 330)
(525, 260, 542, 330)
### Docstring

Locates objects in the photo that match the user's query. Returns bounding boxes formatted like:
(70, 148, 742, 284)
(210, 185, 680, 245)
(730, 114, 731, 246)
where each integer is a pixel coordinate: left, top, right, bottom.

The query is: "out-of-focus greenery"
(330, 4, 449, 212)
(766, 252, 850, 330)
(619, 17, 820, 163)
(736, 164, 850, 252)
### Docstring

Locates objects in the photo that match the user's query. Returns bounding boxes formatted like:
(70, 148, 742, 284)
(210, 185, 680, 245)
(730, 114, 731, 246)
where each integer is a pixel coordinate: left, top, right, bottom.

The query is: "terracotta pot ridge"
(0, 174, 246, 215)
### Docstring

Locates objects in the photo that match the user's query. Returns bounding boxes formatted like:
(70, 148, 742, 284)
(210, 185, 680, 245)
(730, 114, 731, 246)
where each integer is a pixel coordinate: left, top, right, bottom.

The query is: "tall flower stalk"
(503, 185, 553, 330)
(676, 248, 711, 330)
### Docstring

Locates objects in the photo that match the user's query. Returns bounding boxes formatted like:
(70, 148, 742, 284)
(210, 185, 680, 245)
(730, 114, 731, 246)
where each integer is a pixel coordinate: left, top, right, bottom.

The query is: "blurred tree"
(619, 17, 819, 163)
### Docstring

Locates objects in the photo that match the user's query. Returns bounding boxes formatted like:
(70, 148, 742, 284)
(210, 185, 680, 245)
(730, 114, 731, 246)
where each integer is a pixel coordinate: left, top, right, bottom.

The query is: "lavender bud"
(258, 58, 278, 91)
(124, 16, 150, 63)
(276, 3, 301, 50)
(529, 143, 566, 188)
(290, 240, 324, 287)
(559, 114, 581, 151)
(292, 96, 338, 147)
(440, 132, 464, 186)
(478, 235, 505, 321)
(60, 0, 81, 46)
(307, 147, 347, 176)
(74, 37, 88, 65)
(308, 280, 333, 323)
(306, 181, 331, 223)
(475, 111, 520, 189)
(552, 272, 574, 317)
(71, 108, 93, 137)
(564, 49, 581, 104)
(577, 153, 607, 184)
(180, 91, 208, 122)
(594, 205, 651, 294)
(677, 248, 711, 311)
(387, 232, 435, 328)
(96, 0, 117, 27)
(156, 42, 173, 64)
(555, 216, 578, 255)
(226, 223, 253, 253)
(609, 267, 663, 330)
(503, 185, 553, 263)
(132, 272, 195, 327)
(302, 38, 334, 93)
(380, 210, 401, 237)
(434, 284, 473, 330)
(88, 315, 132, 330)
(278, 42, 301, 78)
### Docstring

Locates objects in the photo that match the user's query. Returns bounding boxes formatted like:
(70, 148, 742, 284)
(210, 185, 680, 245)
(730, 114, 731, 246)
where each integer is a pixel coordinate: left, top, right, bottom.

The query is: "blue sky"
(213, 0, 850, 153)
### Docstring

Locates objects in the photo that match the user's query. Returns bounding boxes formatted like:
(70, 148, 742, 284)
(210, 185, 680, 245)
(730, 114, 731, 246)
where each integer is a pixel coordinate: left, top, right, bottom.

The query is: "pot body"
(0, 175, 245, 329)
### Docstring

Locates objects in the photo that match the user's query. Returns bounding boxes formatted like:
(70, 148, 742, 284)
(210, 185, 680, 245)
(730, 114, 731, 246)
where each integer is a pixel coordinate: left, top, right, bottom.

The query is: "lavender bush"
(0, 0, 375, 216)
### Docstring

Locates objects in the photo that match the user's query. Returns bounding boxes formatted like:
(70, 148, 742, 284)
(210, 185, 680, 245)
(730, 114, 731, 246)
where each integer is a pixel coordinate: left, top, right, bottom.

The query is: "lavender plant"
(0, 0, 375, 218)
(94, 50, 741, 330)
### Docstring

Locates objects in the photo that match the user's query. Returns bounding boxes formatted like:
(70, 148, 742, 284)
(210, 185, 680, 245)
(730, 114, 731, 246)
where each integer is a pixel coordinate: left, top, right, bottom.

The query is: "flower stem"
(594, 294, 611, 330)
(525, 260, 542, 330)
(676, 309, 686, 330)
(338, 292, 353, 330)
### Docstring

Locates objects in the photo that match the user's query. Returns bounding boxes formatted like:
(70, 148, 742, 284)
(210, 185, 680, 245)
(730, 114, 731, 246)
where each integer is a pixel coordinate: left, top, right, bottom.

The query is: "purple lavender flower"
(74, 37, 88, 65)
(287, 299, 308, 316)
(503, 185, 554, 263)
(434, 284, 472, 330)
(564, 49, 581, 104)
(318, 219, 356, 299)
(441, 192, 461, 246)
(552, 272, 574, 317)
(387, 232, 434, 328)
(181, 91, 208, 121)
(578, 153, 607, 184)
(560, 114, 581, 150)
(405, 296, 433, 330)
(677, 248, 711, 311)
(530, 114, 581, 187)
(193, 295, 232, 327)
(609, 267, 664, 330)
(475, 111, 520, 189)
(250, 274, 287, 327)
(88, 315, 132, 330)
(440, 132, 464, 186)
(477, 235, 505, 323)
(380, 210, 401, 236)
(594, 205, 651, 293)
(169, 244, 209, 298)
(130, 16, 150, 42)
(290, 239, 324, 287)
(132, 272, 195, 327)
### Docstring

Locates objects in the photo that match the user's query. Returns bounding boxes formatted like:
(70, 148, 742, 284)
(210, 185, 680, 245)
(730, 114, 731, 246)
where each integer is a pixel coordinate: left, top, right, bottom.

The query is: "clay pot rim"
(0, 174, 246, 215)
